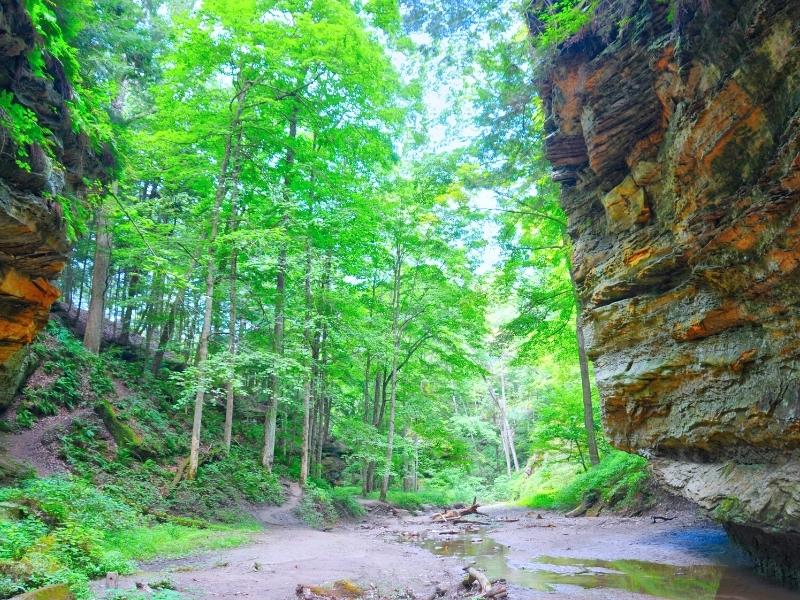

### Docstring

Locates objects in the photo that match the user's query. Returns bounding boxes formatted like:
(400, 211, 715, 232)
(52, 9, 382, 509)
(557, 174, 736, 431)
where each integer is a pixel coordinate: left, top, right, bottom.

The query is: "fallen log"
(432, 497, 482, 522)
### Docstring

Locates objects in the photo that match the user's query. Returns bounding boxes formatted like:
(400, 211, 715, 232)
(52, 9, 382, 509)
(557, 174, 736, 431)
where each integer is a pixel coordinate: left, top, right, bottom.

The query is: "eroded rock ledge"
(532, 0, 800, 585)
(0, 0, 110, 407)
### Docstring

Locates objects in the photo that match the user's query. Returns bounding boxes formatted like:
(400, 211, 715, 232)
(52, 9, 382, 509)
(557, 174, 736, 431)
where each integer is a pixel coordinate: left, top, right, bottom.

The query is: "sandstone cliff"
(533, 0, 800, 585)
(0, 0, 109, 407)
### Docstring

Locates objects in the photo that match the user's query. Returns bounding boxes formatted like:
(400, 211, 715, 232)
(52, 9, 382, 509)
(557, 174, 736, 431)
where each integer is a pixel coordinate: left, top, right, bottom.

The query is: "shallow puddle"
(417, 529, 800, 599)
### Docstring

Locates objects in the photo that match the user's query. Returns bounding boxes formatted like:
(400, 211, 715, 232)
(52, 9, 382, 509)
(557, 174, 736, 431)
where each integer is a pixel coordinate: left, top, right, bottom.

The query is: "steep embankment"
(532, 0, 800, 585)
(0, 0, 110, 408)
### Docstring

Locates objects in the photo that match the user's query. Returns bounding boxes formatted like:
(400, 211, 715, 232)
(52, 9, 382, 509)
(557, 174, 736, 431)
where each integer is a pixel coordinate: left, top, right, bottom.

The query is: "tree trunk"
(119, 271, 140, 345)
(263, 237, 286, 470)
(380, 247, 402, 502)
(223, 156, 243, 451)
(188, 97, 242, 480)
(312, 325, 328, 478)
(84, 204, 112, 353)
(499, 370, 519, 471)
(111, 267, 122, 338)
(576, 315, 600, 466)
(142, 271, 164, 371)
(360, 353, 371, 495)
(299, 241, 314, 485)
(263, 105, 297, 470)
(485, 375, 512, 476)
(381, 352, 399, 502)
(566, 241, 601, 467)
(75, 235, 91, 323)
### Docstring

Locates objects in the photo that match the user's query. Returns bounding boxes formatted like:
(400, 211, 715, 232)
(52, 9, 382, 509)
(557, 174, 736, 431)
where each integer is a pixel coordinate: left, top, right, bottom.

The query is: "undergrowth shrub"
(330, 488, 365, 519)
(297, 483, 364, 528)
(555, 450, 650, 510)
(0, 477, 138, 599)
(17, 320, 113, 429)
(423, 467, 487, 505)
(298, 483, 338, 529)
(168, 449, 283, 520)
(515, 451, 651, 512)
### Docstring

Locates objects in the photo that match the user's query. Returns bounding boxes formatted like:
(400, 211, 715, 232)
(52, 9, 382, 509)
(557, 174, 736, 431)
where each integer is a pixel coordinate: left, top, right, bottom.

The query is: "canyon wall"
(0, 0, 109, 407)
(533, 0, 800, 585)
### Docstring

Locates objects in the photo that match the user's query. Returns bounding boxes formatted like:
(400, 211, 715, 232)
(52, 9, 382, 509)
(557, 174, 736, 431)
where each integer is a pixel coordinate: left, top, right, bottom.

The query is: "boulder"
(10, 584, 72, 600)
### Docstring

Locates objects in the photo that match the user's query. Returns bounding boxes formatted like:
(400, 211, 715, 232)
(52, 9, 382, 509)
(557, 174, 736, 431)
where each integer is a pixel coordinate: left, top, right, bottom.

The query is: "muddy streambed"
(101, 503, 800, 599)
(413, 518, 800, 600)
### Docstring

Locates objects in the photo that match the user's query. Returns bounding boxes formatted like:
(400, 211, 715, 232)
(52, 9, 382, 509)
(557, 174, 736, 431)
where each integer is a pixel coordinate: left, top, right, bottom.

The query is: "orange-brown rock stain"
(672, 302, 753, 342)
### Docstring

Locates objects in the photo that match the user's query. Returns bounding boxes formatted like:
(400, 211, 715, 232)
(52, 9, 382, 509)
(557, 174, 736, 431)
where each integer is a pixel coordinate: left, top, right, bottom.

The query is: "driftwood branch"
(465, 567, 491, 593)
(432, 497, 483, 522)
(651, 515, 677, 523)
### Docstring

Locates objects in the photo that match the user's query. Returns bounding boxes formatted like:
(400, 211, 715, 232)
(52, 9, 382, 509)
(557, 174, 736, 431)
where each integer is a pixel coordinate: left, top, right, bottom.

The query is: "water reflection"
(416, 529, 800, 599)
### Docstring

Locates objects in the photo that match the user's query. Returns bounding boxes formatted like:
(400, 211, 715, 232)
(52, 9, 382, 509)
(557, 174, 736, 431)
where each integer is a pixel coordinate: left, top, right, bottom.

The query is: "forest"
(2, 0, 798, 599)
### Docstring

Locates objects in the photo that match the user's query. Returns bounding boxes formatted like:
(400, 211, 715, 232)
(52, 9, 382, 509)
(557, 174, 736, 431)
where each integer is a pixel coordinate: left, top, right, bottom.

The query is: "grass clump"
(532, 0, 599, 50)
(102, 522, 258, 562)
(514, 459, 578, 509)
(16, 320, 113, 430)
(297, 483, 339, 529)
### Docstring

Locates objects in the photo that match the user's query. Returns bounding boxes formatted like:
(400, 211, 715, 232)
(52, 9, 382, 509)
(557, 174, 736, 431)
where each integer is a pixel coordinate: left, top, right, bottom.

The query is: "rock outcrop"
(533, 0, 800, 586)
(0, 0, 109, 407)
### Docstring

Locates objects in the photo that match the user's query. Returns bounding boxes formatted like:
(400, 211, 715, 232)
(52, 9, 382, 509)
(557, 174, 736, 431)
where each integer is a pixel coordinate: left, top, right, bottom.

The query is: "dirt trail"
(0, 407, 91, 476)
(98, 502, 800, 600)
(255, 481, 303, 527)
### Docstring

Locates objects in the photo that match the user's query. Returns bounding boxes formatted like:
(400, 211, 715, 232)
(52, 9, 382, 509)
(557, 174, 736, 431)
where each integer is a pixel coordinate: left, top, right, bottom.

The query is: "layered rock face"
(0, 0, 108, 407)
(534, 0, 800, 585)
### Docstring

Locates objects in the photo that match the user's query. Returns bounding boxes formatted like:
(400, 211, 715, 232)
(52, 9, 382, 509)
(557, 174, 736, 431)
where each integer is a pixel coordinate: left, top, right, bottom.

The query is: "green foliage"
(24, 0, 83, 79)
(517, 451, 652, 512)
(515, 459, 581, 509)
(330, 488, 366, 519)
(297, 483, 339, 529)
(0, 472, 260, 599)
(555, 451, 650, 509)
(0, 91, 52, 170)
(295, 484, 365, 529)
(101, 523, 257, 563)
(0, 477, 137, 599)
(169, 450, 284, 520)
(532, 0, 599, 50)
(17, 321, 113, 430)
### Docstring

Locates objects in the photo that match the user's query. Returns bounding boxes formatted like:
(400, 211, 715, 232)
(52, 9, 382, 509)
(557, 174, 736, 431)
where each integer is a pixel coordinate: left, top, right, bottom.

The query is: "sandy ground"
(95, 501, 800, 600)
